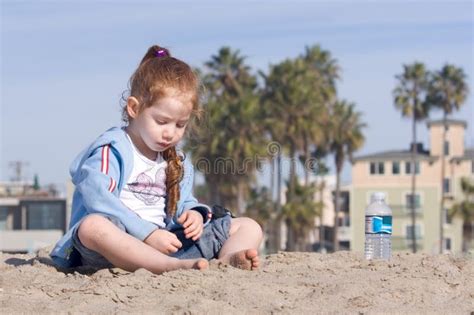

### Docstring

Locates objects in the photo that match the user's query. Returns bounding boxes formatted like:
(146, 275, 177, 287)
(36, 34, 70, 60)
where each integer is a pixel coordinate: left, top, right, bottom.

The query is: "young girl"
(50, 45, 263, 274)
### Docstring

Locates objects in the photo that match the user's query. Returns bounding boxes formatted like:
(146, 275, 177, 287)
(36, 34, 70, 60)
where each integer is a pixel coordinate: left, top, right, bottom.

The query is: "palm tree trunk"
(286, 145, 297, 251)
(304, 161, 309, 186)
(271, 157, 275, 202)
(289, 145, 297, 200)
(319, 178, 326, 253)
(439, 111, 448, 253)
(410, 113, 417, 253)
(303, 138, 309, 186)
(333, 160, 342, 252)
(267, 157, 277, 253)
(276, 154, 282, 251)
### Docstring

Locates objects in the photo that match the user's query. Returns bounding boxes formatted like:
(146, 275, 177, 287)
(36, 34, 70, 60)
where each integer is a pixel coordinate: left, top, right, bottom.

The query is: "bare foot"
(177, 258, 209, 271)
(227, 249, 260, 270)
(194, 258, 209, 270)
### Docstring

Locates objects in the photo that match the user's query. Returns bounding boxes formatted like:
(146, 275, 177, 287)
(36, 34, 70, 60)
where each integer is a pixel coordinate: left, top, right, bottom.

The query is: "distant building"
(276, 175, 350, 252)
(307, 175, 350, 251)
(351, 119, 472, 254)
(0, 181, 66, 253)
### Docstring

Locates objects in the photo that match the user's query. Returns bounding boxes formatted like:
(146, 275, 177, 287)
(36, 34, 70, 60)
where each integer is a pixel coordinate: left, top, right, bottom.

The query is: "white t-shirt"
(120, 133, 167, 228)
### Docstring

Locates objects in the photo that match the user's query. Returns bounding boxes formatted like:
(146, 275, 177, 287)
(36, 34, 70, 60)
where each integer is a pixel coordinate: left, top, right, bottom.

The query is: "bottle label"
(365, 215, 392, 234)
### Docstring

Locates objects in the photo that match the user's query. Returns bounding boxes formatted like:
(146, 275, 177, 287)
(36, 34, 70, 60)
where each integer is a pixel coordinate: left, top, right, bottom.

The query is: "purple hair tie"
(155, 49, 168, 58)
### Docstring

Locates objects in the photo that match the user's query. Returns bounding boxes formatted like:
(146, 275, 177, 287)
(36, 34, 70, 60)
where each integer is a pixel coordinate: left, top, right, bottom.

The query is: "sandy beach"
(1, 248, 473, 314)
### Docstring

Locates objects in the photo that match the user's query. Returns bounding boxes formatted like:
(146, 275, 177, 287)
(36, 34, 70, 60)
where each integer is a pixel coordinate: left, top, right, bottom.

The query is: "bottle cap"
(370, 192, 386, 202)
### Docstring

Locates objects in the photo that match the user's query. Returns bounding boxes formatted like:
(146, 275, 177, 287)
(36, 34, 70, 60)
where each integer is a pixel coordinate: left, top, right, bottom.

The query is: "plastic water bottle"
(365, 192, 392, 260)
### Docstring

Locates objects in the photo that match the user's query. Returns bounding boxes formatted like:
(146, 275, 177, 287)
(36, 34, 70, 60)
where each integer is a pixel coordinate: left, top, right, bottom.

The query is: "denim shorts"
(72, 214, 232, 269)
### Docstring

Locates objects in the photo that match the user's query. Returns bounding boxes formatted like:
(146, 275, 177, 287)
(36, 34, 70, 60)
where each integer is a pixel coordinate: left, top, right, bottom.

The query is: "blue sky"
(1, 0, 473, 192)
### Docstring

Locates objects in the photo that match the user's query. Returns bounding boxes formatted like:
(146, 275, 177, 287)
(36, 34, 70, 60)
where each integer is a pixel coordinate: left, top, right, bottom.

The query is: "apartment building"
(350, 119, 472, 254)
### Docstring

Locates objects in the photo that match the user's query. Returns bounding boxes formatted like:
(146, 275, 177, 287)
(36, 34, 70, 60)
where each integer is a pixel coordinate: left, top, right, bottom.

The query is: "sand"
(1, 248, 473, 314)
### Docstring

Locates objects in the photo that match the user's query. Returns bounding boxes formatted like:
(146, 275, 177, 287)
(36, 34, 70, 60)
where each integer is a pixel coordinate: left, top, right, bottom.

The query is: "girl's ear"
(126, 97, 140, 119)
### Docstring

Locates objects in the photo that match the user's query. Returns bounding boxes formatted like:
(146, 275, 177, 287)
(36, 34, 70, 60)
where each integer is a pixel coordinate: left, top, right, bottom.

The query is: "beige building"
(350, 119, 473, 254)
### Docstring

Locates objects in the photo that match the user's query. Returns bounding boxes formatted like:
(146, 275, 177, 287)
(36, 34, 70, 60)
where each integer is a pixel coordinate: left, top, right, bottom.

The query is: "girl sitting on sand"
(50, 45, 263, 274)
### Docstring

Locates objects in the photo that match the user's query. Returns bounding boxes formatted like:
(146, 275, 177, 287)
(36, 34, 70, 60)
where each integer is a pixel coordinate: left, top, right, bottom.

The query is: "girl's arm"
(73, 145, 158, 241)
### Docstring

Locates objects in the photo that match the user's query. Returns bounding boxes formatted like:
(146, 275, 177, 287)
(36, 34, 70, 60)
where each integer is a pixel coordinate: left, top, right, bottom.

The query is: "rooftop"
(426, 119, 467, 128)
(353, 143, 434, 162)
(353, 150, 435, 162)
(354, 145, 474, 162)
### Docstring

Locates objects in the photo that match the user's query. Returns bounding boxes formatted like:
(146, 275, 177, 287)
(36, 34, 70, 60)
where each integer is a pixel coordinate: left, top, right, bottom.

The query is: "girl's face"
(126, 94, 192, 160)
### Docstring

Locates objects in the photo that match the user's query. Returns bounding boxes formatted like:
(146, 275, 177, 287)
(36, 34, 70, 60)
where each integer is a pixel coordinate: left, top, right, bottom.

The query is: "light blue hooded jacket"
(50, 127, 212, 268)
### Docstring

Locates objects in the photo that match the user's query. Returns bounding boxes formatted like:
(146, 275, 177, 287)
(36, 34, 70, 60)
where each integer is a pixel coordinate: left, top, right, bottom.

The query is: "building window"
(444, 208, 452, 225)
(445, 238, 452, 251)
(444, 141, 450, 156)
(26, 202, 65, 230)
(392, 161, 400, 174)
(369, 162, 384, 175)
(405, 194, 421, 210)
(0, 207, 8, 230)
(337, 215, 350, 227)
(443, 178, 451, 194)
(406, 225, 422, 240)
(405, 161, 420, 174)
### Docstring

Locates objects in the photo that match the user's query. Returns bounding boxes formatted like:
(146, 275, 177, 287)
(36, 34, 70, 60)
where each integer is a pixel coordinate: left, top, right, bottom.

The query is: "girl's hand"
(144, 229, 182, 255)
(177, 210, 204, 241)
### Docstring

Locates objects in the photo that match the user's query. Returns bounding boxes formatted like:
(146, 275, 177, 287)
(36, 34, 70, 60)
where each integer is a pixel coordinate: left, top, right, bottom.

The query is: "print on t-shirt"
(127, 168, 166, 206)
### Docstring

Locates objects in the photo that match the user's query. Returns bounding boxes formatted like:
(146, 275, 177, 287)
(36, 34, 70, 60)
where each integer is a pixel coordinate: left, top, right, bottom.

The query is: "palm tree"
(393, 62, 431, 253)
(300, 45, 339, 185)
(260, 59, 299, 251)
(261, 55, 333, 197)
(302, 44, 340, 98)
(261, 57, 327, 250)
(260, 59, 300, 200)
(204, 47, 255, 97)
(260, 45, 340, 251)
(328, 100, 366, 251)
(428, 64, 469, 253)
(449, 178, 474, 251)
(189, 47, 265, 213)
